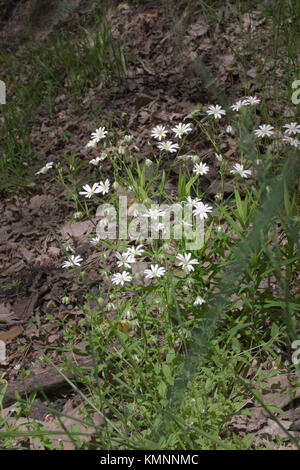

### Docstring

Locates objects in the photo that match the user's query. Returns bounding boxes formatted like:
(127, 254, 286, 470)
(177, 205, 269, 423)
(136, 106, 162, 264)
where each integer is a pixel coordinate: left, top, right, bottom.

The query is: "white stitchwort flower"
(91, 127, 107, 142)
(283, 122, 300, 135)
(152, 222, 167, 235)
(192, 202, 213, 220)
(62, 255, 83, 269)
(246, 96, 260, 105)
(206, 104, 226, 119)
(230, 163, 252, 178)
(106, 302, 116, 311)
(230, 99, 249, 111)
(144, 264, 166, 279)
(98, 179, 110, 195)
(254, 124, 274, 138)
(193, 162, 209, 176)
(180, 220, 192, 230)
(73, 211, 83, 220)
(123, 134, 133, 143)
(226, 125, 234, 134)
(145, 158, 153, 167)
(157, 140, 179, 153)
(142, 207, 166, 218)
(177, 154, 197, 162)
(126, 244, 144, 257)
(89, 156, 105, 166)
(283, 136, 300, 148)
(112, 271, 132, 286)
(176, 253, 199, 273)
(116, 252, 136, 269)
(90, 235, 102, 245)
(215, 153, 223, 162)
(194, 296, 205, 306)
(35, 162, 54, 175)
(172, 122, 192, 138)
(79, 183, 102, 198)
(86, 139, 97, 149)
(151, 125, 168, 141)
(184, 196, 202, 208)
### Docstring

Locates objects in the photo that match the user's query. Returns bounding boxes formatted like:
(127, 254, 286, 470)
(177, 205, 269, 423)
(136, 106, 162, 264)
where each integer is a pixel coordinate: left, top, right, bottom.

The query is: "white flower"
(79, 183, 101, 198)
(177, 154, 196, 162)
(192, 202, 213, 220)
(214, 193, 223, 201)
(206, 104, 226, 119)
(126, 244, 144, 256)
(152, 222, 167, 234)
(73, 211, 83, 219)
(124, 310, 133, 320)
(246, 96, 260, 105)
(151, 125, 168, 141)
(180, 220, 192, 229)
(145, 158, 153, 167)
(176, 253, 199, 273)
(283, 122, 300, 135)
(283, 136, 300, 148)
(215, 153, 223, 162)
(62, 255, 83, 268)
(184, 196, 202, 208)
(230, 163, 252, 178)
(97, 179, 110, 195)
(116, 252, 136, 269)
(226, 125, 234, 134)
(172, 122, 192, 138)
(254, 124, 274, 138)
(89, 156, 105, 166)
(157, 141, 179, 153)
(230, 99, 249, 111)
(35, 162, 54, 175)
(106, 302, 116, 311)
(91, 127, 107, 142)
(123, 134, 133, 143)
(144, 264, 166, 279)
(142, 207, 166, 218)
(90, 235, 102, 245)
(86, 139, 97, 148)
(193, 162, 209, 176)
(193, 296, 205, 306)
(64, 244, 75, 254)
(112, 271, 132, 286)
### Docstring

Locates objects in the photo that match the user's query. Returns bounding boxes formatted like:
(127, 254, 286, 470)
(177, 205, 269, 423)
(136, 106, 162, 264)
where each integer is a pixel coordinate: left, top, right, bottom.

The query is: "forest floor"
(0, 0, 299, 450)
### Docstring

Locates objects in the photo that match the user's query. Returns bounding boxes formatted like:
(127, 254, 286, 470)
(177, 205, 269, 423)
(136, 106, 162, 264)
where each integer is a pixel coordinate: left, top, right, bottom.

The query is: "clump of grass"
(0, 11, 126, 188)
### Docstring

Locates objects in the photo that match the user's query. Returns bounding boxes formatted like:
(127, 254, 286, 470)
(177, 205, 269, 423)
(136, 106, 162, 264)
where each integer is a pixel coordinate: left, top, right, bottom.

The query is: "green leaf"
(162, 364, 174, 385)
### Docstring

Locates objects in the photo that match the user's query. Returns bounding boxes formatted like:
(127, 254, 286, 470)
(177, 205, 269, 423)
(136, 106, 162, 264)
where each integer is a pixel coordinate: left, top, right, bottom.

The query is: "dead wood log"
(1, 357, 94, 408)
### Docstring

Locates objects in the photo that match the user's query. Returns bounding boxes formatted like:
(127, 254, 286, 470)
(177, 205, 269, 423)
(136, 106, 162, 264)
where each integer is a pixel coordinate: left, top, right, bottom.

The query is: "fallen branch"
(1, 357, 94, 408)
